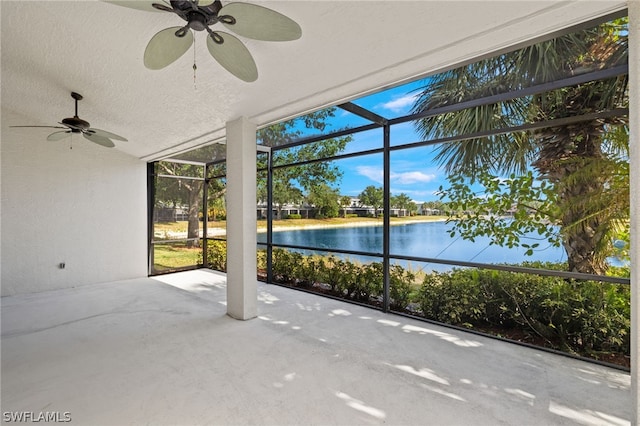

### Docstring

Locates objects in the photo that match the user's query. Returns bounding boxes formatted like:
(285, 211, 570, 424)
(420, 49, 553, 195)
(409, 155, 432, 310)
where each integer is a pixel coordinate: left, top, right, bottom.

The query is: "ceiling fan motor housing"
(187, 11, 208, 31)
(62, 116, 90, 132)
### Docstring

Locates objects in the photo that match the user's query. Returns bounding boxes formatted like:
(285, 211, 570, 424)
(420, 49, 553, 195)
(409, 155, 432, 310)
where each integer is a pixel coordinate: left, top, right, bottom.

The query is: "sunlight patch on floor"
(420, 383, 467, 402)
(504, 388, 536, 406)
(329, 309, 352, 317)
(258, 291, 280, 304)
(273, 372, 298, 389)
(392, 364, 450, 385)
(334, 391, 387, 420)
(401, 324, 484, 347)
(548, 401, 630, 426)
(376, 319, 401, 327)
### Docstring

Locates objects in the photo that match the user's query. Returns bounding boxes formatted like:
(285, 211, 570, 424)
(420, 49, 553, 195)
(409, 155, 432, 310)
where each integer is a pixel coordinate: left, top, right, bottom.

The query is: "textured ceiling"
(1, 1, 627, 161)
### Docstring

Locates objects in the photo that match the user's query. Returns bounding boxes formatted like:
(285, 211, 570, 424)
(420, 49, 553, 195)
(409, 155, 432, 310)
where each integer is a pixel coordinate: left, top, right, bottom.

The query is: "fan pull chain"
(192, 32, 197, 90)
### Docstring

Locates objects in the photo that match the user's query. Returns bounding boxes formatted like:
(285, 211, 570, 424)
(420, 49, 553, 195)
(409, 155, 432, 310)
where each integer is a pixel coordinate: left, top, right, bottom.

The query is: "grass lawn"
(153, 243, 201, 271)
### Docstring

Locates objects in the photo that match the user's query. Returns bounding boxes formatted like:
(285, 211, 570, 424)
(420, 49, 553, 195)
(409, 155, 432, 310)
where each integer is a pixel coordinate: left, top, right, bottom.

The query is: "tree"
(155, 161, 204, 247)
(154, 145, 227, 247)
(307, 183, 340, 218)
(412, 18, 628, 274)
(391, 193, 415, 216)
(257, 108, 352, 218)
(339, 195, 353, 218)
(408, 201, 418, 216)
(272, 175, 304, 219)
(207, 191, 226, 221)
(421, 200, 446, 215)
(359, 186, 384, 218)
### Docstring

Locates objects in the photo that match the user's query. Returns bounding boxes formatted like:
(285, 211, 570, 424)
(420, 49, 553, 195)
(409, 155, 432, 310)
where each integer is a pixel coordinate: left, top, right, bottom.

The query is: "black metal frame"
(254, 69, 630, 282)
(147, 162, 156, 274)
(148, 61, 630, 285)
(148, 161, 208, 275)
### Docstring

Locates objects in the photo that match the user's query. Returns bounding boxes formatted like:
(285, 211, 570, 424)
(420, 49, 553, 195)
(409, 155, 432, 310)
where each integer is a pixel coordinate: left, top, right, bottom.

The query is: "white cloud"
(389, 188, 441, 201)
(356, 167, 437, 186)
(391, 171, 437, 185)
(356, 166, 383, 184)
(379, 94, 419, 113)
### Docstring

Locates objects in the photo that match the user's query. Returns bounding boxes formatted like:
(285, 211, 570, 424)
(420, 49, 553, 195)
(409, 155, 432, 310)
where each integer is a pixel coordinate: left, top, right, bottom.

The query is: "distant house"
(256, 195, 412, 219)
(418, 207, 442, 216)
(154, 202, 189, 222)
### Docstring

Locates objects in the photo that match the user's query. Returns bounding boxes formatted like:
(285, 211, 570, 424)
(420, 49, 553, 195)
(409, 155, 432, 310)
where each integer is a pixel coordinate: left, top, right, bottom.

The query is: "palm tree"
(340, 195, 352, 218)
(412, 19, 628, 274)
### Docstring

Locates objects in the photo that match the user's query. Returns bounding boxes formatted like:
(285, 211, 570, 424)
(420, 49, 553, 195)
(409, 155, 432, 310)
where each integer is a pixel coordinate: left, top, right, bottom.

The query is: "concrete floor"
(1, 269, 631, 425)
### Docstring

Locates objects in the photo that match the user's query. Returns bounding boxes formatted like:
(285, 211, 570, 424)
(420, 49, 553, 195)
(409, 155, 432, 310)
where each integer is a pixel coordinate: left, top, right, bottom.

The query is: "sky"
(298, 79, 447, 203)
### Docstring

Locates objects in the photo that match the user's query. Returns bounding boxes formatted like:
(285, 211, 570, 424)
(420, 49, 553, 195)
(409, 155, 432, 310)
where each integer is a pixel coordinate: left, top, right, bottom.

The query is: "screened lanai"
(150, 11, 631, 368)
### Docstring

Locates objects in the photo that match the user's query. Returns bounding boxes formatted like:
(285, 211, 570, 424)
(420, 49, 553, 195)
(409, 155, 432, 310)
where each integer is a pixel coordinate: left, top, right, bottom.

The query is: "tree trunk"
(558, 167, 608, 274)
(186, 182, 202, 248)
(530, 68, 629, 276)
(534, 122, 609, 274)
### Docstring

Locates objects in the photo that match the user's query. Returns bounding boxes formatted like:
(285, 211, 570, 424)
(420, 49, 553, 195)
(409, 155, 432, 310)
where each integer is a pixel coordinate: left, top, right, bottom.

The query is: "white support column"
(630, 1, 639, 423)
(225, 116, 257, 320)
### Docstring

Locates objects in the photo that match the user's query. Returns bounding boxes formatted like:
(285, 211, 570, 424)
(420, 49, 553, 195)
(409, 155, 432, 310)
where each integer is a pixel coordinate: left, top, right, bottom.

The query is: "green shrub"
(337, 260, 362, 299)
(349, 261, 383, 302)
(389, 264, 415, 311)
(419, 269, 486, 326)
(416, 265, 630, 357)
(286, 213, 302, 219)
(319, 259, 384, 302)
(203, 240, 227, 272)
(318, 255, 347, 293)
(271, 249, 303, 283)
(298, 256, 325, 287)
(536, 280, 630, 354)
(257, 249, 267, 272)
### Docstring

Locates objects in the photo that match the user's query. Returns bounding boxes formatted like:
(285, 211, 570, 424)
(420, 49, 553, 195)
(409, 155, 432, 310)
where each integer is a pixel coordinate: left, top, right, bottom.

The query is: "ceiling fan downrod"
(62, 92, 90, 132)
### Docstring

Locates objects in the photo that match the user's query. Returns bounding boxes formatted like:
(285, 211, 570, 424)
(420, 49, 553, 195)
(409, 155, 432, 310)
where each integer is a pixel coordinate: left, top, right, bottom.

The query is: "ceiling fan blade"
(83, 133, 116, 148)
(219, 3, 301, 41)
(198, 0, 216, 5)
(206, 32, 258, 82)
(144, 27, 194, 70)
(86, 128, 128, 142)
(10, 125, 66, 129)
(102, 1, 165, 13)
(47, 131, 71, 141)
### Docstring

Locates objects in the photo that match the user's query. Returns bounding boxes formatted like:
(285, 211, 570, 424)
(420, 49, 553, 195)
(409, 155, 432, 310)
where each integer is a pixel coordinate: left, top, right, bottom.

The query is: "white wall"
(1, 112, 148, 296)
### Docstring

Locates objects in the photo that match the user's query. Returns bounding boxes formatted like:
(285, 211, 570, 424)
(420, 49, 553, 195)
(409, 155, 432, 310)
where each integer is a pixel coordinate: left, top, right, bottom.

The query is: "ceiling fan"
(105, 0, 302, 82)
(10, 92, 127, 148)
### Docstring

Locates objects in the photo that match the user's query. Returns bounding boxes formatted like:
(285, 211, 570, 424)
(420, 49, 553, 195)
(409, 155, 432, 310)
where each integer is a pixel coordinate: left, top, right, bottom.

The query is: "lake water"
(257, 221, 570, 272)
